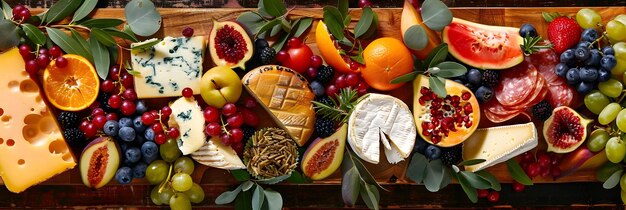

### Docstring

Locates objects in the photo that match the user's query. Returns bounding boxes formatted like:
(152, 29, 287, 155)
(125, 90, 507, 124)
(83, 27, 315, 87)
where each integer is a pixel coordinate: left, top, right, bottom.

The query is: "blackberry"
(481, 70, 499, 87)
(316, 65, 335, 84)
(440, 145, 462, 166)
(259, 47, 276, 65)
(241, 125, 256, 143)
(315, 96, 335, 107)
(57, 111, 79, 129)
(314, 117, 335, 138)
(532, 101, 553, 121)
(63, 127, 85, 146)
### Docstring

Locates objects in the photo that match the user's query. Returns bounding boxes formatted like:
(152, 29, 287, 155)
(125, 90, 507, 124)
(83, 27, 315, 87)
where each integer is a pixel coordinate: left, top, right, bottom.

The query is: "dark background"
(7, 0, 626, 8)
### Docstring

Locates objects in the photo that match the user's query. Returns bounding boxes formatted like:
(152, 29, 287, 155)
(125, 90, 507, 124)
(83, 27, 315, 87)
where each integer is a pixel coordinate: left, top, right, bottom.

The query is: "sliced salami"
(546, 82, 574, 108)
(527, 49, 560, 84)
(484, 107, 523, 123)
(495, 61, 538, 107)
(485, 98, 520, 116)
(508, 74, 547, 110)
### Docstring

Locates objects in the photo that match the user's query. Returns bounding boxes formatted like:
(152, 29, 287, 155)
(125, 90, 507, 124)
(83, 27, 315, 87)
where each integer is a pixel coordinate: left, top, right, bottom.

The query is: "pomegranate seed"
(477, 189, 489, 198)
(463, 115, 470, 123)
(422, 130, 430, 136)
(487, 191, 500, 203)
(463, 104, 473, 114)
(464, 120, 473, 128)
(182, 87, 193, 98)
(419, 98, 425, 105)
(443, 105, 451, 111)
(461, 91, 471, 100)
(431, 136, 440, 144)
(420, 87, 430, 95)
(451, 95, 460, 103)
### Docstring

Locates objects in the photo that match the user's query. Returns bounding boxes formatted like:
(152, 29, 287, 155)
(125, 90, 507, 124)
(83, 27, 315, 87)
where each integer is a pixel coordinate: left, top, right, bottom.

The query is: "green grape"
(169, 193, 192, 210)
(150, 186, 163, 205)
(618, 109, 626, 132)
(620, 173, 626, 191)
(576, 8, 602, 29)
(585, 90, 611, 114)
(159, 185, 175, 205)
(615, 14, 626, 25)
(588, 129, 610, 152)
(598, 103, 622, 125)
(146, 160, 170, 185)
(607, 20, 626, 42)
(606, 137, 626, 163)
(171, 173, 193, 192)
(598, 79, 623, 98)
(622, 189, 626, 204)
(615, 42, 626, 77)
(184, 183, 205, 204)
(160, 139, 182, 162)
(174, 156, 195, 175)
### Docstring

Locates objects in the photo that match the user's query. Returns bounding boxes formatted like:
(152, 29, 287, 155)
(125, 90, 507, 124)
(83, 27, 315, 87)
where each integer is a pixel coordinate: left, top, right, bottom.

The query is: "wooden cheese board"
(2, 6, 626, 208)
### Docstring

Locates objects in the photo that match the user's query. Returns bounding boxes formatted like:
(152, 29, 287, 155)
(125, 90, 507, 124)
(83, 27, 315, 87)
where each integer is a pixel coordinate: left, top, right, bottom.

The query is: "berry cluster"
(203, 99, 259, 154)
(140, 106, 180, 145)
(11, 4, 31, 22)
(413, 138, 462, 165)
(477, 189, 500, 203)
(246, 39, 277, 70)
(520, 151, 562, 180)
(57, 111, 85, 146)
(19, 44, 68, 74)
(453, 69, 499, 103)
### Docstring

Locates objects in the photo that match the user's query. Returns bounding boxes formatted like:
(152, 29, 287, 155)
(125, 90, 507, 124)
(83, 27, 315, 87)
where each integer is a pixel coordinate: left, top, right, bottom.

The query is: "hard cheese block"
(131, 36, 206, 98)
(462, 122, 538, 172)
(168, 97, 205, 155)
(191, 136, 245, 170)
(0, 48, 76, 193)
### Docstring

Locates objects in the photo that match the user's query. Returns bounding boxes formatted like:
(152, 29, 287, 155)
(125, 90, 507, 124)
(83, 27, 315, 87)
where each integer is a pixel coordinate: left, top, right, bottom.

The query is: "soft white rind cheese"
(191, 136, 246, 170)
(348, 93, 417, 164)
(462, 122, 538, 172)
(168, 97, 206, 155)
(131, 36, 206, 98)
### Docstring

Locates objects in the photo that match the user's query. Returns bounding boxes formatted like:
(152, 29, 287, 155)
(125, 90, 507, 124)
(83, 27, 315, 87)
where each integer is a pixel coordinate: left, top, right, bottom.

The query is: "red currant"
(91, 108, 105, 117)
(38, 48, 48, 57)
(227, 113, 244, 128)
(527, 163, 540, 178)
(220, 132, 233, 145)
(167, 127, 180, 138)
(12, 5, 25, 17)
(182, 87, 193, 98)
(310, 55, 323, 68)
(306, 67, 318, 78)
(335, 75, 347, 88)
(205, 122, 222, 136)
(182, 26, 194, 37)
(242, 97, 257, 109)
(141, 112, 157, 125)
(326, 85, 339, 98)
(477, 189, 489, 198)
(120, 73, 133, 88)
(222, 103, 237, 117)
(25, 60, 39, 74)
(120, 100, 136, 116)
(18, 9, 31, 20)
(83, 123, 97, 138)
(105, 113, 119, 121)
(18, 44, 32, 60)
(349, 61, 360, 70)
(346, 74, 360, 87)
(538, 153, 551, 168)
(92, 115, 107, 129)
(287, 38, 302, 48)
(122, 89, 137, 101)
(55, 56, 68, 68)
(203, 106, 220, 123)
(49, 46, 62, 58)
(101, 80, 116, 93)
(152, 123, 164, 134)
(240, 107, 259, 127)
(79, 120, 90, 131)
(276, 50, 289, 62)
(521, 151, 534, 163)
(108, 94, 122, 109)
(155, 133, 167, 145)
(512, 181, 525, 192)
(230, 128, 244, 143)
(161, 106, 172, 117)
(487, 191, 500, 203)
(36, 54, 50, 68)
(109, 65, 120, 81)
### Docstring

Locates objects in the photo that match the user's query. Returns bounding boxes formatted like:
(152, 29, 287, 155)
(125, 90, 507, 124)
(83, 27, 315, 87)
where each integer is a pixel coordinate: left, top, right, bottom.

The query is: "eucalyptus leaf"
(506, 159, 533, 186)
(269, 22, 282, 37)
(426, 44, 448, 67)
(424, 160, 444, 192)
(476, 171, 501, 191)
(323, 6, 345, 40)
(231, 169, 251, 182)
(263, 189, 283, 210)
(338, 0, 349, 19)
(71, 0, 97, 23)
(404, 25, 428, 51)
(460, 171, 491, 189)
(125, 0, 162, 36)
(457, 159, 486, 167)
(237, 12, 265, 34)
(286, 170, 309, 183)
(1, 0, 11, 20)
(343, 15, 351, 26)
(46, 27, 90, 56)
(130, 38, 160, 50)
(69, 28, 92, 61)
(440, 167, 452, 189)
(122, 24, 138, 41)
(455, 172, 478, 203)
(256, 19, 281, 37)
(235, 189, 252, 210)
(79, 18, 125, 28)
(280, 18, 291, 32)
(242, 181, 254, 191)
(91, 28, 117, 47)
(215, 184, 243, 205)
(103, 28, 139, 42)
(293, 17, 312, 37)
(354, 7, 374, 39)
(420, 0, 453, 31)
(347, 149, 385, 190)
(257, 0, 272, 18)
(406, 153, 428, 183)
(341, 167, 360, 206)
(603, 169, 624, 189)
(45, 0, 82, 23)
(90, 32, 110, 80)
(391, 71, 419, 84)
(0, 19, 18, 51)
(21, 24, 46, 46)
(108, 45, 118, 65)
(252, 185, 265, 210)
(261, 0, 286, 17)
(434, 62, 467, 78)
(429, 76, 447, 98)
(272, 33, 289, 52)
(360, 183, 380, 210)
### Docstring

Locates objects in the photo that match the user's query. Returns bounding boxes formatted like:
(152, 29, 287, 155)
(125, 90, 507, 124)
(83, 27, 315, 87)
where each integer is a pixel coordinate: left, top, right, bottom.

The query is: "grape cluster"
(453, 69, 498, 103)
(204, 99, 259, 154)
(11, 4, 31, 22)
(146, 156, 205, 209)
(19, 44, 68, 74)
(477, 189, 500, 203)
(519, 151, 562, 180)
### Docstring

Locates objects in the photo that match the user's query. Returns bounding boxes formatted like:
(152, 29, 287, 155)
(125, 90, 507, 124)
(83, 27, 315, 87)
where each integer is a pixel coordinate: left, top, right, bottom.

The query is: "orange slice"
(43, 54, 99, 111)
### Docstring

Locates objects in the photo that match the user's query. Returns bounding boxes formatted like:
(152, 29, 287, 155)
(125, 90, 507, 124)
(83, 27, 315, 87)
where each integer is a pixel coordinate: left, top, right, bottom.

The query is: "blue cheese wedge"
(168, 97, 205, 155)
(191, 136, 245, 170)
(131, 36, 206, 98)
(462, 122, 538, 172)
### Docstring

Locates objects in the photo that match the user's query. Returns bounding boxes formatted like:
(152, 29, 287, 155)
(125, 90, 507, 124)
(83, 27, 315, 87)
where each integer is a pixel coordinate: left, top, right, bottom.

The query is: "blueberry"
(115, 167, 133, 184)
(119, 142, 129, 152)
(125, 147, 142, 164)
(135, 135, 146, 145)
(560, 49, 575, 63)
(602, 46, 615, 55)
(585, 49, 601, 67)
(519, 23, 537, 37)
(118, 127, 136, 142)
(475, 86, 493, 103)
(601, 55, 617, 70)
(141, 141, 159, 162)
(555, 63, 569, 78)
(103, 120, 119, 137)
(424, 145, 442, 160)
(576, 81, 594, 94)
(310, 80, 325, 97)
(598, 68, 611, 82)
(577, 41, 591, 49)
(255, 39, 269, 49)
(135, 100, 147, 114)
(581, 28, 599, 42)
(413, 138, 428, 154)
(575, 47, 590, 61)
(133, 116, 146, 133)
(579, 67, 598, 82)
(467, 69, 482, 85)
(119, 117, 132, 127)
(566, 68, 581, 85)
(132, 162, 148, 178)
(144, 127, 155, 141)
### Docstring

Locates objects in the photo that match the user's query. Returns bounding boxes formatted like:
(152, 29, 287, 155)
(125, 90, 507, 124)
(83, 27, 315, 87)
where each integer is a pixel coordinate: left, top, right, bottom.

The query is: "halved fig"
(79, 136, 121, 189)
(301, 124, 347, 180)
(543, 106, 592, 153)
(209, 20, 253, 70)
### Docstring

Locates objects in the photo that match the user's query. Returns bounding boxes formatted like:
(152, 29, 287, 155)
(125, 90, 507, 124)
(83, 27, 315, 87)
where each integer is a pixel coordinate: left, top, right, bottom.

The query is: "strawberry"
(547, 16, 582, 55)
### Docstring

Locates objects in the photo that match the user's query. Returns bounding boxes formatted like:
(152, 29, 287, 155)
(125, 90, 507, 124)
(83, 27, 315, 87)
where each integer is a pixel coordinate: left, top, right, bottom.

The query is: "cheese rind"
(168, 97, 205, 155)
(462, 122, 538, 172)
(0, 48, 76, 193)
(131, 36, 206, 98)
(191, 136, 246, 170)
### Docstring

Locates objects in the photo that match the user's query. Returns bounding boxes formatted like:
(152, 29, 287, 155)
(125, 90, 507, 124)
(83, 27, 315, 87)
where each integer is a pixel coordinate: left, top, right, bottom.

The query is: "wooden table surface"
(2, 7, 626, 208)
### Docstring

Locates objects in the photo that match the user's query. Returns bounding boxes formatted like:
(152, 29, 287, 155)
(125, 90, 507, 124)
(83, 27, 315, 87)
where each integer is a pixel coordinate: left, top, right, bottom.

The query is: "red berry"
(105, 113, 119, 121)
(345, 74, 360, 87)
(276, 50, 289, 62)
(326, 85, 339, 97)
(108, 94, 122, 109)
(477, 189, 489, 198)
(167, 127, 180, 138)
(83, 123, 97, 138)
(227, 113, 244, 128)
(182, 87, 193, 98)
(152, 123, 164, 134)
(487, 191, 500, 203)
(141, 112, 156, 125)
(521, 151, 534, 163)
(55, 56, 68, 68)
(18, 44, 32, 60)
(161, 106, 172, 117)
(109, 65, 120, 80)
(182, 27, 194, 37)
(220, 132, 233, 145)
(12, 5, 25, 16)
(551, 167, 562, 178)
(230, 128, 244, 143)
(222, 103, 237, 117)
(120, 73, 133, 88)
(49, 46, 62, 58)
(310, 55, 323, 68)
(120, 100, 136, 116)
(18, 9, 30, 20)
(91, 108, 105, 117)
(203, 106, 220, 122)
(92, 115, 107, 129)
(38, 48, 48, 57)
(101, 80, 116, 93)
(358, 0, 374, 8)
(349, 61, 360, 70)
(240, 107, 259, 127)
(287, 38, 302, 48)
(538, 153, 551, 168)
(122, 89, 138, 101)
(155, 133, 167, 145)
(306, 67, 318, 78)
(527, 163, 540, 178)
(242, 97, 257, 109)
(205, 122, 222, 136)
(512, 181, 525, 192)
(335, 75, 347, 88)
(36, 54, 50, 68)
(25, 60, 39, 74)
(79, 120, 90, 131)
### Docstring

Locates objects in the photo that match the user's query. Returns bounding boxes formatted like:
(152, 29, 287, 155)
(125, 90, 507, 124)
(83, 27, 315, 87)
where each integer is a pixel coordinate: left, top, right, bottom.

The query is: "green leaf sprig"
(312, 88, 366, 124)
(341, 148, 386, 210)
(403, 0, 452, 51)
(506, 159, 534, 186)
(521, 34, 553, 55)
(216, 171, 285, 210)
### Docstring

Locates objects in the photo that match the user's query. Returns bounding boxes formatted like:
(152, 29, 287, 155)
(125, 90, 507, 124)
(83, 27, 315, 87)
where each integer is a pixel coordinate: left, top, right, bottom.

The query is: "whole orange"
(361, 37, 414, 91)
